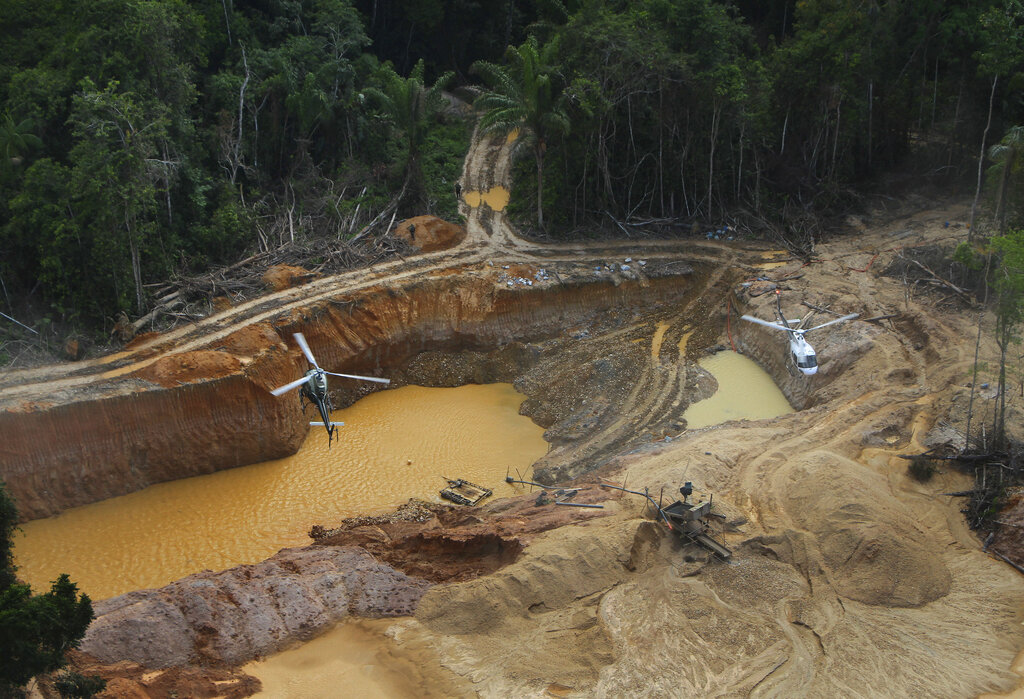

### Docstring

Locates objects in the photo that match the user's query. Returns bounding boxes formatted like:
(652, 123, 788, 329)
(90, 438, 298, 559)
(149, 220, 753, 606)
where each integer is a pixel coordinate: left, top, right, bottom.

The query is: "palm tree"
(989, 125, 1024, 232)
(0, 113, 42, 175)
(363, 60, 453, 209)
(472, 36, 570, 230)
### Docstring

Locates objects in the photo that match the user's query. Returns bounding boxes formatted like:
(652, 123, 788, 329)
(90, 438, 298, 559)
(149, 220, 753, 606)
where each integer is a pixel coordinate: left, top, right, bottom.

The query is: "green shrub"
(908, 456, 938, 482)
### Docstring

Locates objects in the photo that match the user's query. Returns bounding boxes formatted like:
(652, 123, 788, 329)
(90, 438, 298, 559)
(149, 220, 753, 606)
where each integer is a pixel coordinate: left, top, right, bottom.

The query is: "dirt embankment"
(0, 256, 718, 521)
(5, 115, 1023, 698)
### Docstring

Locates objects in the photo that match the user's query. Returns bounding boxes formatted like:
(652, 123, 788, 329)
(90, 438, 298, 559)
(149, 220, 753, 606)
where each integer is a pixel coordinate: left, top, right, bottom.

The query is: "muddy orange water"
(13, 384, 548, 600)
(683, 350, 793, 428)
(462, 186, 510, 211)
(244, 618, 470, 698)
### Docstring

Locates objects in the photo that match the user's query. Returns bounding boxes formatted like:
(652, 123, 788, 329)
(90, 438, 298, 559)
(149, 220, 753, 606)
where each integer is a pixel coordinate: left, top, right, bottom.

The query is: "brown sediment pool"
(682, 350, 793, 428)
(13, 383, 547, 600)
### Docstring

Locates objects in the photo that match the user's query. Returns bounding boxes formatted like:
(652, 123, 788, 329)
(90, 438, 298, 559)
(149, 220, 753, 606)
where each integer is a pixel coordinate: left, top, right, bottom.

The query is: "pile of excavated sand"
(378, 203, 1024, 697)
(45, 199, 1024, 697)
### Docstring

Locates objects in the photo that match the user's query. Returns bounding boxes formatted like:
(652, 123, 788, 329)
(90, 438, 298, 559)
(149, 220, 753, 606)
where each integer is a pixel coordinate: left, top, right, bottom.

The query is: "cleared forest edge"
(4, 112, 1023, 697)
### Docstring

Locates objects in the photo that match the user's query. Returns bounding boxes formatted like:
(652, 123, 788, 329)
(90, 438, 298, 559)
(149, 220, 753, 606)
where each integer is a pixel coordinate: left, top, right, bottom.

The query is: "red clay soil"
(59, 651, 261, 699)
(134, 350, 243, 387)
(392, 215, 466, 252)
(310, 485, 611, 583)
(261, 264, 317, 291)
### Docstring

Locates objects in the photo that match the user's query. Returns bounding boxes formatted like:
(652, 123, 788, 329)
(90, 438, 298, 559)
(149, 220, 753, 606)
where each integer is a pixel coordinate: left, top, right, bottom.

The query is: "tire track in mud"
(535, 257, 744, 481)
(0, 122, 756, 412)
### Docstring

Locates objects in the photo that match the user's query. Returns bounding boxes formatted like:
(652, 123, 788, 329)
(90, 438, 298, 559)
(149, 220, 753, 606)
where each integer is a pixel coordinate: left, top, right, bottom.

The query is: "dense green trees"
(0, 482, 95, 696)
(363, 59, 454, 209)
(0, 114, 41, 178)
(0, 0, 464, 329)
(991, 229, 1024, 449)
(990, 125, 1024, 231)
(473, 37, 570, 229)
(2, 0, 1024, 334)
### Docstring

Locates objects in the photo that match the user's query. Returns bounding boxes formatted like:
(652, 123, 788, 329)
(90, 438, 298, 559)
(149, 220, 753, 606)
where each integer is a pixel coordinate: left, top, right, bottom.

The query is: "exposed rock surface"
(80, 546, 429, 668)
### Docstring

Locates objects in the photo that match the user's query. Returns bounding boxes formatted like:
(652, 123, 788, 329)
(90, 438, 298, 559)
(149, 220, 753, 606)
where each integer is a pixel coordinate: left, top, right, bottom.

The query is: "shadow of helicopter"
(270, 333, 390, 444)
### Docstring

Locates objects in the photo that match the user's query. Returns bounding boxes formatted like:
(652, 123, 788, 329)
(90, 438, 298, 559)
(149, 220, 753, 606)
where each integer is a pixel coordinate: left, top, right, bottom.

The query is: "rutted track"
(0, 124, 762, 520)
(5, 121, 1022, 699)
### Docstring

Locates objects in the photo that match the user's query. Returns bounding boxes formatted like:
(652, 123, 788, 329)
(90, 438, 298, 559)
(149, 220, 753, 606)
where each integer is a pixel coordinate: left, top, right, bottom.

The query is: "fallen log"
(900, 254, 975, 305)
(992, 550, 1024, 576)
(131, 293, 184, 332)
(863, 313, 899, 323)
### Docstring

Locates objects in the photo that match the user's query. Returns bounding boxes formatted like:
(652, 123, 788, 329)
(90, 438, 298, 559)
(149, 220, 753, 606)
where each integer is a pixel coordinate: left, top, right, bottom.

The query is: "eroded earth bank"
(2, 130, 1023, 697)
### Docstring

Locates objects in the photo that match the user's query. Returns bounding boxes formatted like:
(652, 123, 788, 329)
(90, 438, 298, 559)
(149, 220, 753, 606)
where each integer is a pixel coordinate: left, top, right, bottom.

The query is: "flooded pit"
(683, 350, 793, 428)
(13, 383, 548, 601)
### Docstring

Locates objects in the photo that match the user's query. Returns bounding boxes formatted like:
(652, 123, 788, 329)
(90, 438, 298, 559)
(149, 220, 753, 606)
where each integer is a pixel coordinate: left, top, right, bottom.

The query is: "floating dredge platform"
(440, 478, 493, 506)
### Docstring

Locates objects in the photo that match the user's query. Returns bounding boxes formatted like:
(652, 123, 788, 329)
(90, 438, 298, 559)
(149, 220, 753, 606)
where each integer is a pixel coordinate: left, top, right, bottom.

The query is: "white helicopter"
(741, 291, 858, 376)
(270, 332, 390, 443)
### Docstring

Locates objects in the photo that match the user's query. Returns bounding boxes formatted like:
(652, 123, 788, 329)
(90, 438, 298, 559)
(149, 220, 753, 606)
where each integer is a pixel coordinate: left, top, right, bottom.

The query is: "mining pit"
(2, 128, 1024, 697)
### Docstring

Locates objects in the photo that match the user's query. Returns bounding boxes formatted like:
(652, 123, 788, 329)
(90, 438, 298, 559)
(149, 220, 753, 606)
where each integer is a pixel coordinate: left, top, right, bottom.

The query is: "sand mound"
(775, 451, 952, 607)
(415, 517, 642, 636)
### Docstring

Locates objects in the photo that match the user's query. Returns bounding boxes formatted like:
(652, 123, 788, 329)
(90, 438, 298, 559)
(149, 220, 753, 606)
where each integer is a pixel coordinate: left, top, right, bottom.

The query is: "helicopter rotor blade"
(324, 371, 391, 384)
(740, 315, 792, 332)
(270, 374, 313, 396)
(803, 313, 859, 334)
(293, 333, 319, 369)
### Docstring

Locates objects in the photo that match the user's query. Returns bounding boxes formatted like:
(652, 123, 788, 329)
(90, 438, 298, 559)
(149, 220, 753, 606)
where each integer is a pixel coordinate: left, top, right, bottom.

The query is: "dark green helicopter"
(270, 333, 390, 443)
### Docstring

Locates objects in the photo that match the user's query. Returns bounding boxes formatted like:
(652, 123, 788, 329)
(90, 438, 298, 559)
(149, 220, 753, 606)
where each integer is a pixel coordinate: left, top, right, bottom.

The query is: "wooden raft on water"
(440, 478, 492, 506)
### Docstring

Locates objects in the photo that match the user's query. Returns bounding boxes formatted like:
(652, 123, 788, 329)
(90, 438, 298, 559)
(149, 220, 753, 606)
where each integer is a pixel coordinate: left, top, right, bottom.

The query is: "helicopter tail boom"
(324, 371, 390, 384)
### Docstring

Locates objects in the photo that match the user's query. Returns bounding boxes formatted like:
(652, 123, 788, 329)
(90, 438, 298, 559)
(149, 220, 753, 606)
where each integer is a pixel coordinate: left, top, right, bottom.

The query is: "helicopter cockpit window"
(796, 355, 817, 369)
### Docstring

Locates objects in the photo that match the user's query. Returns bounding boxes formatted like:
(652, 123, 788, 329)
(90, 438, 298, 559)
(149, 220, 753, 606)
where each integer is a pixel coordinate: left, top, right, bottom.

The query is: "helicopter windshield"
(796, 354, 818, 369)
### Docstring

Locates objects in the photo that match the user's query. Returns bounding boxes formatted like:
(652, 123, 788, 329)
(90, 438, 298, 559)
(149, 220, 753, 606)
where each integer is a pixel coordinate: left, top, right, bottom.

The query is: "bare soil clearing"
(3, 125, 1023, 697)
